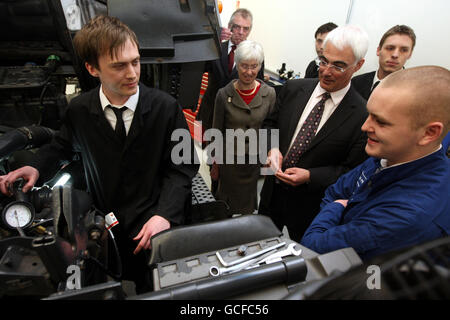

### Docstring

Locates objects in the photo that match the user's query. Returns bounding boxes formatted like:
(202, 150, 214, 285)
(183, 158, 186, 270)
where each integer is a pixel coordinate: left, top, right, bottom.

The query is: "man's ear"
(419, 122, 444, 146)
(354, 58, 365, 73)
(376, 46, 381, 57)
(406, 49, 413, 61)
(85, 62, 99, 78)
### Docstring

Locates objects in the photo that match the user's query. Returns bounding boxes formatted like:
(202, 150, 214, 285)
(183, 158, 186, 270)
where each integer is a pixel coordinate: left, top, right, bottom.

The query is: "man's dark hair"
(315, 22, 338, 38)
(73, 15, 139, 70)
(379, 25, 416, 50)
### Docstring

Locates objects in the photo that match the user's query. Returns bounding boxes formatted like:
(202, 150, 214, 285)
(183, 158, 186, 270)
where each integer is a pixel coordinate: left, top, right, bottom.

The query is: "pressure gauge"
(2, 201, 35, 229)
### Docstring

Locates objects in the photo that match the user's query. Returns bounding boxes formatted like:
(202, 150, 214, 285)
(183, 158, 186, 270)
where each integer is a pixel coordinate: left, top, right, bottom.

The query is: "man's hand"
(0, 166, 39, 195)
(133, 215, 170, 255)
(265, 148, 283, 174)
(334, 199, 348, 207)
(220, 27, 232, 41)
(275, 167, 311, 187)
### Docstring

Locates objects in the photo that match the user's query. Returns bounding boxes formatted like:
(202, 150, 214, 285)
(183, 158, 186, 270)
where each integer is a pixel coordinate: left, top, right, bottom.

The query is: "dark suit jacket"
(304, 60, 319, 78)
(351, 71, 376, 100)
(196, 40, 265, 132)
(31, 84, 199, 238)
(259, 79, 368, 241)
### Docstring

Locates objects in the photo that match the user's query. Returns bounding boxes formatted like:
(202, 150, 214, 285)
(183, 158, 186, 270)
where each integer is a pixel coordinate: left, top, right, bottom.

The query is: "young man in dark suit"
(259, 25, 370, 242)
(304, 22, 338, 79)
(352, 25, 416, 100)
(196, 8, 265, 134)
(0, 15, 199, 293)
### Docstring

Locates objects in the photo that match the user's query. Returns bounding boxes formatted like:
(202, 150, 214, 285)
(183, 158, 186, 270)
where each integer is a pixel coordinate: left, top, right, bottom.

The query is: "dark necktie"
(228, 45, 236, 74)
(108, 105, 127, 145)
(371, 81, 380, 93)
(282, 92, 331, 170)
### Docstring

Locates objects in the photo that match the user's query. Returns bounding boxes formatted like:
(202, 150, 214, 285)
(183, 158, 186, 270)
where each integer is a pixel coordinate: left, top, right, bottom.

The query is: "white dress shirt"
(288, 82, 351, 150)
(99, 85, 139, 135)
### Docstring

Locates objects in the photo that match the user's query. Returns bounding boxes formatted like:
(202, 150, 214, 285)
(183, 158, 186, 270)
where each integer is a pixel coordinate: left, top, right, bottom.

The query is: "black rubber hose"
(132, 256, 307, 300)
(0, 126, 56, 160)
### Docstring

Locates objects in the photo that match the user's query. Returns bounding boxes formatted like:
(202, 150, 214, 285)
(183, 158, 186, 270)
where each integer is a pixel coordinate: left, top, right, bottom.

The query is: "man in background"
(196, 8, 265, 134)
(304, 22, 338, 78)
(352, 25, 416, 100)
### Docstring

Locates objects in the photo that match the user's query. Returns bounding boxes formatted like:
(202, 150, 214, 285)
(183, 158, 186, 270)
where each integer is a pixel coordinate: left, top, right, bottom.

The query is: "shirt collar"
(228, 41, 238, 53)
(99, 84, 139, 112)
(317, 82, 351, 105)
(379, 145, 443, 170)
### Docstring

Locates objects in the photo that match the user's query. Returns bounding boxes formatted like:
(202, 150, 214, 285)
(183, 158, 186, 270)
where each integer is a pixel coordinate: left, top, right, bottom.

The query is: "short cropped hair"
(315, 22, 338, 38)
(379, 25, 416, 50)
(228, 8, 253, 29)
(234, 40, 264, 65)
(73, 15, 139, 70)
(323, 25, 369, 62)
(382, 66, 450, 135)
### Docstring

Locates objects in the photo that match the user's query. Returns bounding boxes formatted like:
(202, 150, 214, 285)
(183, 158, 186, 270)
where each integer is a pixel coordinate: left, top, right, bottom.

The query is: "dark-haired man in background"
(352, 25, 416, 100)
(304, 22, 338, 79)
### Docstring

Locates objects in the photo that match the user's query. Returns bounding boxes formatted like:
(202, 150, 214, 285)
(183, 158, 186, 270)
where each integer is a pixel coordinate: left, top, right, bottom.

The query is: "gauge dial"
(2, 201, 34, 229)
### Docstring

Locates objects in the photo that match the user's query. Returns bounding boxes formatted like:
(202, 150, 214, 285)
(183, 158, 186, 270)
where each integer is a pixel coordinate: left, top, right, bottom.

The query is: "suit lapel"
(362, 71, 375, 99)
(124, 85, 148, 150)
(286, 81, 317, 147)
(247, 91, 263, 109)
(227, 82, 249, 110)
(307, 88, 358, 151)
(89, 88, 120, 144)
(220, 41, 230, 75)
(124, 106, 142, 150)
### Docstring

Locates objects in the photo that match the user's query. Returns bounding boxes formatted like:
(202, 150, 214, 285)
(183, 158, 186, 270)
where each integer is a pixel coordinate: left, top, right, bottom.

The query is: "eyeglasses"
(238, 63, 259, 71)
(316, 57, 354, 73)
(231, 23, 251, 33)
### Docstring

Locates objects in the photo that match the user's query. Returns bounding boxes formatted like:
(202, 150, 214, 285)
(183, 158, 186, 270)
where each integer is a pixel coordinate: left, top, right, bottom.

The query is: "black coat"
(351, 71, 376, 100)
(304, 60, 319, 78)
(259, 79, 368, 241)
(196, 40, 265, 132)
(31, 84, 199, 238)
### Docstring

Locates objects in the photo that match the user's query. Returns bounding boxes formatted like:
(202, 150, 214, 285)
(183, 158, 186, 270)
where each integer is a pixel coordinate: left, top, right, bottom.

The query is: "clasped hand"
(265, 148, 310, 187)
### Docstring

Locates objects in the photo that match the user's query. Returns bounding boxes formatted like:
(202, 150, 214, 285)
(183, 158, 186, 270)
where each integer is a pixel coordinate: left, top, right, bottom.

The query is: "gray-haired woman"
(210, 40, 276, 215)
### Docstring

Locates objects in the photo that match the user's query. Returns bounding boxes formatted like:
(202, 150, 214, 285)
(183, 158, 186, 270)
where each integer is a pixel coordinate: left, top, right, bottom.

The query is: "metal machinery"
(0, 0, 448, 301)
(0, 0, 232, 299)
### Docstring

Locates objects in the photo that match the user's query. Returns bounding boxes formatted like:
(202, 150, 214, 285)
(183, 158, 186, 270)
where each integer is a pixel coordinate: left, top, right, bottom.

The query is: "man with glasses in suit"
(260, 25, 370, 242)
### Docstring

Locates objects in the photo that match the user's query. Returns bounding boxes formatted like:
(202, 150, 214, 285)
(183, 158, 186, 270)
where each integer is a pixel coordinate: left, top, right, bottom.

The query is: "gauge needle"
(14, 210, 26, 237)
